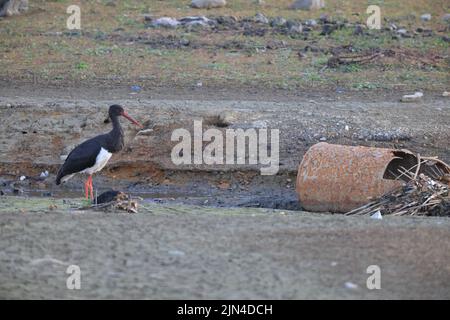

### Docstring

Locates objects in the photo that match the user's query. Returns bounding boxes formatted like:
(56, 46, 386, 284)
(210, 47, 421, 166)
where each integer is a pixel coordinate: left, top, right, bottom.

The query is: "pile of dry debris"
(347, 157, 450, 216)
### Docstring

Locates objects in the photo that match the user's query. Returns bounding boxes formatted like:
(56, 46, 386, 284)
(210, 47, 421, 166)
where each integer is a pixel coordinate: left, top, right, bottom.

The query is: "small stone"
(6, 103, 11, 107)
(254, 12, 269, 24)
(288, 22, 303, 34)
(321, 24, 337, 35)
(191, 0, 227, 9)
(443, 91, 450, 97)
(443, 14, 450, 22)
(420, 13, 431, 22)
(151, 17, 180, 28)
(142, 14, 153, 22)
(353, 25, 364, 35)
(270, 17, 287, 27)
(305, 19, 317, 26)
(180, 38, 190, 46)
(13, 187, 23, 195)
(0, 190, 5, 196)
(196, 81, 203, 87)
(290, 0, 325, 10)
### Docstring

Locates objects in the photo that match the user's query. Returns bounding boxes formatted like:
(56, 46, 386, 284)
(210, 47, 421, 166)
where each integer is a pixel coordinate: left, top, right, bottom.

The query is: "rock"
(442, 35, 450, 43)
(321, 24, 337, 35)
(305, 19, 317, 26)
(319, 13, 329, 23)
(254, 12, 269, 24)
(286, 20, 303, 33)
(253, 0, 265, 5)
(401, 91, 423, 102)
(179, 16, 212, 27)
(443, 91, 450, 97)
(443, 14, 450, 22)
(13, 187, 23, 194)
(151, 17, 180, 28)
(0, 190, 5, 196)
(270, 17, 287, 27)
(290, 0, 325, 10)
(353, 25, 364, 35)
(142, 14, 153, 22)
(319, 137, 327, 141)
(180, 38, 190, 46)
(191, 0, 226, 9)
(420, 13, 431, 22)
(0, 0, 28, 17)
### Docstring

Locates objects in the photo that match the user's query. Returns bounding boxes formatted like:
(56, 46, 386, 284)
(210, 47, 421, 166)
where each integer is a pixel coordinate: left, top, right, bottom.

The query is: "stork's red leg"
(89, 175, 94, 201)
(84, 179, 89, 199)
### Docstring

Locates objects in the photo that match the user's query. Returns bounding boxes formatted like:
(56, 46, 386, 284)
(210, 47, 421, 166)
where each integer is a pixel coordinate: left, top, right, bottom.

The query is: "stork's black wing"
(56, 138, 102, 184)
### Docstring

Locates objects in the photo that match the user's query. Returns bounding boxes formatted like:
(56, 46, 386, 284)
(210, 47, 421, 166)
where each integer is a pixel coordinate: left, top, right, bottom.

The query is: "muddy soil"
(0, 196, 449, 299)
(0, 84, 449, 211)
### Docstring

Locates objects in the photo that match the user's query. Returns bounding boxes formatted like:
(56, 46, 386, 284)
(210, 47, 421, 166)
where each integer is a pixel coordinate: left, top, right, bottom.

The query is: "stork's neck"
(108, 115, 125, 152)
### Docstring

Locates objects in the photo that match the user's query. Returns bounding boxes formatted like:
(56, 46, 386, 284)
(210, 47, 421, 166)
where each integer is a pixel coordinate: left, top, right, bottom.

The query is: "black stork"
(56, 104, 142, 200)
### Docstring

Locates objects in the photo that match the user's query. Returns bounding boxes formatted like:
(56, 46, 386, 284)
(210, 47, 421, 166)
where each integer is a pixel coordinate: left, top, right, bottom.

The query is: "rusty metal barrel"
(296, 143, 404, 213)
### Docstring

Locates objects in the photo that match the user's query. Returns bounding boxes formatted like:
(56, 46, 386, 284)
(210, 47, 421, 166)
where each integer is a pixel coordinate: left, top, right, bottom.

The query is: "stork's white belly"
(82, 147, 112, 175)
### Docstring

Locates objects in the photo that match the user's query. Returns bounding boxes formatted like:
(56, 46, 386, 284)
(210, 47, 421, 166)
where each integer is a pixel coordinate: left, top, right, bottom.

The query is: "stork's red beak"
(122, 111, 143, 128)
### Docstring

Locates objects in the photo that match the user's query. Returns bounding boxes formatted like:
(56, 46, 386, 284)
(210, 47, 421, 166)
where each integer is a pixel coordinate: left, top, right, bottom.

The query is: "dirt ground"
(0, 196, 450, 300)
(0, 0, 449, 300)
(0, 85, 449, 299)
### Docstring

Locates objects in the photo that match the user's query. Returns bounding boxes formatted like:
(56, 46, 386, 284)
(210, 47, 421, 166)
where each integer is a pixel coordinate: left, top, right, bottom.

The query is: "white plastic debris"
(442, 91, 450, 97)
(345, 125, 350, 131)
(40, 170, 49, 178)
(370, 210, 383, 220)
(401, 91, 423, 102)
(19, 175, 26, 181)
